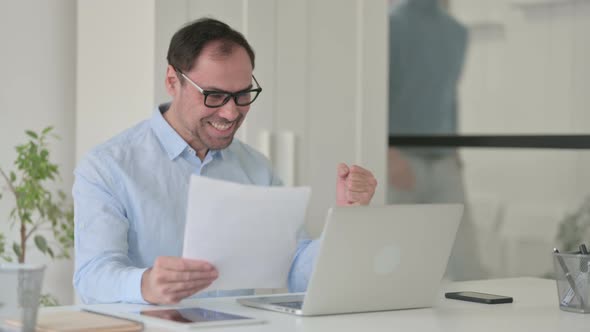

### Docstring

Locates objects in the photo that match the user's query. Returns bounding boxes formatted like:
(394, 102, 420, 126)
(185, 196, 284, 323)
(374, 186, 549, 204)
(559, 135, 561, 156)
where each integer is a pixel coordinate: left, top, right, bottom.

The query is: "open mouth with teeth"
(208, 120, 236, 136)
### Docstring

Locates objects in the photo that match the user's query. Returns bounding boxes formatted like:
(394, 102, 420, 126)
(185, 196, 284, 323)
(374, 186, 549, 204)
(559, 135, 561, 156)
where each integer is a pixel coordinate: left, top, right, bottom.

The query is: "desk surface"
(50, 278, 589, 331)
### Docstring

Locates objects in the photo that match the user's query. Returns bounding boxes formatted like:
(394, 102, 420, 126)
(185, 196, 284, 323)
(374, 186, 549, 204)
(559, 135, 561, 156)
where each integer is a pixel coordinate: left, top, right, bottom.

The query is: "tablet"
(138, 307, 264, 328)
(86, 307, 264, 329)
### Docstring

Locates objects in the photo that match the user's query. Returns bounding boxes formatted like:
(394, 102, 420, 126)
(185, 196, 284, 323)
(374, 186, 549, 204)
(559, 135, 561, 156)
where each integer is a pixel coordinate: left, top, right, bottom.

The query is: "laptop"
(238, 204, 463, 316)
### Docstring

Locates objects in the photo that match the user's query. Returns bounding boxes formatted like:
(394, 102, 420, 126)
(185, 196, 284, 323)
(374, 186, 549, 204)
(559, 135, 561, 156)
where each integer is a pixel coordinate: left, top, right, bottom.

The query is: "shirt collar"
(150, 103, 226, 161)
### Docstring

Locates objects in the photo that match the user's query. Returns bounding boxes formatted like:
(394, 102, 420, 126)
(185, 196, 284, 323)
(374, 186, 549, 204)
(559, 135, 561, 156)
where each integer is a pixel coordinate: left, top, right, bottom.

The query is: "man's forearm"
(74, 254, 147, 304)
(288, 239, 320, 293)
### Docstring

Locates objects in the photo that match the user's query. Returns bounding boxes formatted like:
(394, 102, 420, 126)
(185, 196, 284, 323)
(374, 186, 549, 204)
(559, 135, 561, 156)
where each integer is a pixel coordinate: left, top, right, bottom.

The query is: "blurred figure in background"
(388, 0, 486, 280)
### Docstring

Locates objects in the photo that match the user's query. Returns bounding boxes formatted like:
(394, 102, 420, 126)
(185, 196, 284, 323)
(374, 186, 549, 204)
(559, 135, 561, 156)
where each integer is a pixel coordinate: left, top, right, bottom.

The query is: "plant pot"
(0, 263, 45, 332)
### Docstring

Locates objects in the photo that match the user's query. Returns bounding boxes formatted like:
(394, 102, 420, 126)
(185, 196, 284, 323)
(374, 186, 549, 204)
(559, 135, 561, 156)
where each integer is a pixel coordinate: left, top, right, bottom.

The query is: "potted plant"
(0, 127, 74, 306)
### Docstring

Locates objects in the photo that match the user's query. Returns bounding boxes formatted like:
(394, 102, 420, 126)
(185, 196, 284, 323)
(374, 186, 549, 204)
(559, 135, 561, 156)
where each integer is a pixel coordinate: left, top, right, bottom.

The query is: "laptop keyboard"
(274, 301, 303, 309)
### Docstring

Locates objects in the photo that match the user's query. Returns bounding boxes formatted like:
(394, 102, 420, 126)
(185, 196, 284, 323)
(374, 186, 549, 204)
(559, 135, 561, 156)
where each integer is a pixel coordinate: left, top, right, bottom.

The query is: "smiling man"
(73, 18, 377, 305)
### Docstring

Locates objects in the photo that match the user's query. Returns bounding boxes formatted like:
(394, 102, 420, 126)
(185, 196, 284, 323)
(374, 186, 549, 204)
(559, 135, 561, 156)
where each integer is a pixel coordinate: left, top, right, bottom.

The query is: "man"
(73, 18, 377, 304)
(387, 0, 484, 280)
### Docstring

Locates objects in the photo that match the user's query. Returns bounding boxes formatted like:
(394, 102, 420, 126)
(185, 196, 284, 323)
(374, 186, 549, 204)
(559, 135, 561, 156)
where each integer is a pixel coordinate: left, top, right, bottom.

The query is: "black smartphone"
(445, 291, 513, 304)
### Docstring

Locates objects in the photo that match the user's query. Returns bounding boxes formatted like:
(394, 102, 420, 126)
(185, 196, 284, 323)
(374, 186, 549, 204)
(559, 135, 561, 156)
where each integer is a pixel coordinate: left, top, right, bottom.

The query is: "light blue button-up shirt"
(73, 104, 319, 304)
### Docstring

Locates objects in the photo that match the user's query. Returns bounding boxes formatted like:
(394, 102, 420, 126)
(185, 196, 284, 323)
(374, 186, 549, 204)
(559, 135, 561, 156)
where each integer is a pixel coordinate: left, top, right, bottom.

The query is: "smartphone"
(445, 291, 513, 304)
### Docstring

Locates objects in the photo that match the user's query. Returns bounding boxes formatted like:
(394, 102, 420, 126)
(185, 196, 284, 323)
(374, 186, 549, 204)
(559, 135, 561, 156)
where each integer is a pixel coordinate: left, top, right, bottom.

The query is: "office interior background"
(0, 0, 589, 305)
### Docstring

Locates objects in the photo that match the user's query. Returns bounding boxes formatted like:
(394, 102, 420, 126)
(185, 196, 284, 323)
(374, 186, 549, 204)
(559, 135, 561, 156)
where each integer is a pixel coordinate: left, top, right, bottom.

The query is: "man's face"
(167, 42, 254, 152)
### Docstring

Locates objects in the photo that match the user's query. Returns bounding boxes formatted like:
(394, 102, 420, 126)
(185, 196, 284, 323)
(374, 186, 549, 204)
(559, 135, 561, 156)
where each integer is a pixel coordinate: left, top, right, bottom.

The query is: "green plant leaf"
(39, 293, 59, 307)
(42, 126, 53, 135)
(34, 235, 48, 253)
(3, 128, 76, 264)
(25, 130, 38, 139)
(12, 242, 21, 258)
(0, 233, 5, 258)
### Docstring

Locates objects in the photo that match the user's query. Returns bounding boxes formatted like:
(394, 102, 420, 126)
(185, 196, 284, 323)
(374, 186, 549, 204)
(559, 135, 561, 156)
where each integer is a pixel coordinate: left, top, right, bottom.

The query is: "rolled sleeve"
(73, 153, 147, 304)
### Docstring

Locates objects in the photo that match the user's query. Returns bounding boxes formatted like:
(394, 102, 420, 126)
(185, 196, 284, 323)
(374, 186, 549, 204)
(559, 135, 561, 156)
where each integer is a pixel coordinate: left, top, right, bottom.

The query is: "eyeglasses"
(178, 71, 262, 108)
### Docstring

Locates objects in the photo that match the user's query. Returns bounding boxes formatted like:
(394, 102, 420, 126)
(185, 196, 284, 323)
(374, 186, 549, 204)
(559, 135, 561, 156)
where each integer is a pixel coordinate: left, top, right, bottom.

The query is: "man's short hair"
(167, 17, 256, 76)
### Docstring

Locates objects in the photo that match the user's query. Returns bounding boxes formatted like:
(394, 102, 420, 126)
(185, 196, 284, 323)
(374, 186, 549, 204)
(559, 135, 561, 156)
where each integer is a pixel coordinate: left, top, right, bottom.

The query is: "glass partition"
(387, 0, 590, 280)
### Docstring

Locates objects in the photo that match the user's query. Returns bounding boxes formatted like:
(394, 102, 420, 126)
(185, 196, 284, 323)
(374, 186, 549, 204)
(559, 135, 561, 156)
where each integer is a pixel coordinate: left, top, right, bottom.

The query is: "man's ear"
(165, 65, 180, 97)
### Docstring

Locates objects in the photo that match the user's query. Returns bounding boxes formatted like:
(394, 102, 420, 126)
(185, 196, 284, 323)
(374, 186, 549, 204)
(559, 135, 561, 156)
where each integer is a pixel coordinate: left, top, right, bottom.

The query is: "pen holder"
(553, 252, 590, 313)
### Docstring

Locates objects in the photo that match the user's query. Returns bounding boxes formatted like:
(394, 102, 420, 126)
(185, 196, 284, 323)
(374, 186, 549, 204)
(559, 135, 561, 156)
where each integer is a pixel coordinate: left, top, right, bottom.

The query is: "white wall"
(76, 0, 156, 160)
(0, 0, 76, 304)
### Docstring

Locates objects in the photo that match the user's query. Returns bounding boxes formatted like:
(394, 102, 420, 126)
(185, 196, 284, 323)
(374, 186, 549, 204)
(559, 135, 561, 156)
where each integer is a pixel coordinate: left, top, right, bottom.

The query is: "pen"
(554, 248, 585, 307)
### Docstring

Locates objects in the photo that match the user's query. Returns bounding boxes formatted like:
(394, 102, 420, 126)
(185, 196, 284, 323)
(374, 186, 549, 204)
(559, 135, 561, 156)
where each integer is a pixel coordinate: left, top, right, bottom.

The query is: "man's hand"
(336, 163, 377, 206)
(141, 256, 218, 304)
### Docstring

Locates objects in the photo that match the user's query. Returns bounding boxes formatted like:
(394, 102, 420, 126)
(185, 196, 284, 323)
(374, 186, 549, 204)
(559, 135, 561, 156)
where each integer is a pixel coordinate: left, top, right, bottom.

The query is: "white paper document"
(182, 175, 311, 291)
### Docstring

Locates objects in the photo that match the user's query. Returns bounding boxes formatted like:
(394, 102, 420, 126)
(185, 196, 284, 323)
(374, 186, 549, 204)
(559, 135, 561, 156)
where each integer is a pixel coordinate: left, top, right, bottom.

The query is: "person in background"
(388, 0, 485, 280)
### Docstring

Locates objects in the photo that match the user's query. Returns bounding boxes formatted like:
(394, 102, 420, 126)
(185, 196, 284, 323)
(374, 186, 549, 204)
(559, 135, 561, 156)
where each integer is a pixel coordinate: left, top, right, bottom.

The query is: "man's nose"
(216, 99, 240, 121)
